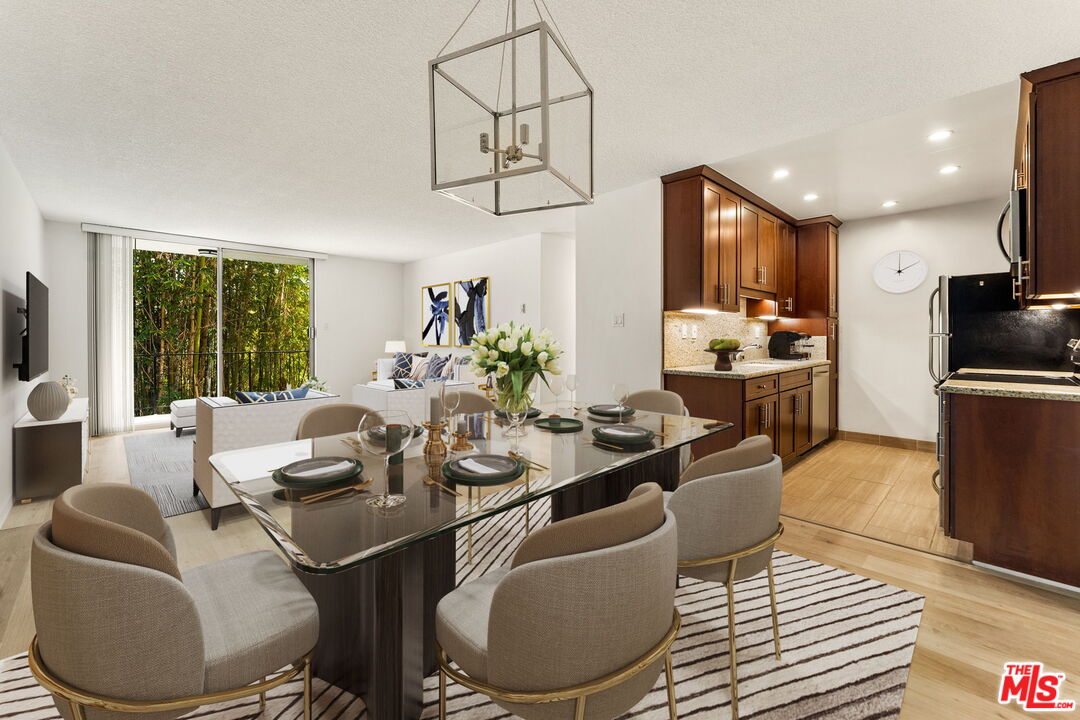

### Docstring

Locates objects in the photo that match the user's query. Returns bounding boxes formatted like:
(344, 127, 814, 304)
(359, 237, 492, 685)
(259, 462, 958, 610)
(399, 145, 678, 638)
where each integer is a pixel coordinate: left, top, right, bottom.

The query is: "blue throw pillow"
(236, 387, 311, 404)
(426, 353, 450, 379)
(391, 352, 413, 379)
(392, 378, 424, 390)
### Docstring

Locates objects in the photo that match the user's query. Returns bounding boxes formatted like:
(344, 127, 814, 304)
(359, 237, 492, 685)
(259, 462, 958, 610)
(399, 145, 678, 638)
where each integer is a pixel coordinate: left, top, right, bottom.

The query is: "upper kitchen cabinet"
(739, 202, 778, 297)
(794, 216, 842, 318)
(776, 221, 797, 316)
(662, 173, 739, 313)
(1015, 57, 1080, 306)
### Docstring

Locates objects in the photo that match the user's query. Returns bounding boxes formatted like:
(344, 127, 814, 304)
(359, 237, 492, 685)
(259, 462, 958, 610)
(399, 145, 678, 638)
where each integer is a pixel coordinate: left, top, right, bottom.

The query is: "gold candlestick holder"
(450, 429, 474, 452)
(422, 421, 447, 459)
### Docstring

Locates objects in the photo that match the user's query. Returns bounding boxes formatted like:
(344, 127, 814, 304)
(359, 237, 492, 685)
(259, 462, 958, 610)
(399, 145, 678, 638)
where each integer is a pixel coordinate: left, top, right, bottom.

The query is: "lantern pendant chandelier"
(429, 0, 594, 215)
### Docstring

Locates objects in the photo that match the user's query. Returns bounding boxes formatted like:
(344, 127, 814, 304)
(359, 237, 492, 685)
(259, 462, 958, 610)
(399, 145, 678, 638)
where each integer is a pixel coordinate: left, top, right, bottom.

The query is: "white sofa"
(193, 390, 340, 529)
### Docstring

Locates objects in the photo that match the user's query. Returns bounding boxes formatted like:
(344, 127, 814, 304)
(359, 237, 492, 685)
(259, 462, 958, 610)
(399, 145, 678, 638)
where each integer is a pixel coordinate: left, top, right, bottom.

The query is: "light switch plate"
(612, 312, 625, 327)
(691, 325, 698, 339)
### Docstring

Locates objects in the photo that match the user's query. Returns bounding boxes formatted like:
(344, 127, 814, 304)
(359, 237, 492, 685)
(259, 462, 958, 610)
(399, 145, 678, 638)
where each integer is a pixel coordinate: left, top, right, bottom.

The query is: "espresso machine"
(769, 330, 811, 360)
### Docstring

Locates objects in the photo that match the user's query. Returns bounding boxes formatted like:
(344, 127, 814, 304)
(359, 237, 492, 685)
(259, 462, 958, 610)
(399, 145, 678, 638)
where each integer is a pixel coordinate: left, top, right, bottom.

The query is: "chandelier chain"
(494, 0, 511, 115)
(535, 0, 580, 67)
(436, 0, 485, 57)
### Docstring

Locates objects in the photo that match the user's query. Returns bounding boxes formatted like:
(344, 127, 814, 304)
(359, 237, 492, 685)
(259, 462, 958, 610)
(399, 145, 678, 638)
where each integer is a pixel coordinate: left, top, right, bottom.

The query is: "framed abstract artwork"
(454, 277, 490, 346)
(421, 283, 451, 346)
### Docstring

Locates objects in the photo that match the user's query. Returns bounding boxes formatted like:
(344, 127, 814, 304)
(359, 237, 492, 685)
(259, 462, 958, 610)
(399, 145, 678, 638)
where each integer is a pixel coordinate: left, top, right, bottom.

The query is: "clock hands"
(897, 261, 920, 274)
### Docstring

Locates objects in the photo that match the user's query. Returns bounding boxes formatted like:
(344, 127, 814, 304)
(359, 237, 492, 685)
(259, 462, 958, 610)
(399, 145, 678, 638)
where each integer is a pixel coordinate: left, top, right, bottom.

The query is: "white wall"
(0, 139, 46, 525)
(44, 221, 89, 388)
(314, 255, 403, 396)
(400, 233, 544, 350)
(539, 233, 576, 375)
(839, 197, 1008, 441)
(574, 179, 663, 402)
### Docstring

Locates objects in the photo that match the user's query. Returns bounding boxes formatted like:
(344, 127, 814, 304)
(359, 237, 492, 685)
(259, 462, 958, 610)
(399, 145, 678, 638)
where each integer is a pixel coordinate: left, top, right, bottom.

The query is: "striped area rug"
(0, 487, 923, 720)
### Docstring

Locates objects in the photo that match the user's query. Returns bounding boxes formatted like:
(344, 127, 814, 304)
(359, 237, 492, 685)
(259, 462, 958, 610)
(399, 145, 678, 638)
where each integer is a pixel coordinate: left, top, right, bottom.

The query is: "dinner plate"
(534, 417, 584, 433)
(273, 457, 364, 489)
(592, 424, 655, 446)
(587, 404, 636, 418)
(367, 424, 425, 440)
(441, 454, 525, 486)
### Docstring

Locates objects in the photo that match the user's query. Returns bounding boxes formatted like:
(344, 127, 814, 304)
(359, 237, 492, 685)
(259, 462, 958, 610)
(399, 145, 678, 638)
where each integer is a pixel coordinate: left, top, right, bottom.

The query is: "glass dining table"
(210, 403, 731, 720)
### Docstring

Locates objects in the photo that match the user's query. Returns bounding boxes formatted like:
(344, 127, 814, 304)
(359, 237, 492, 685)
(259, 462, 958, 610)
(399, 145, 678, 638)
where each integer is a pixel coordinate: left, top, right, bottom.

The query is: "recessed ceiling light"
(939, 164, 960, 175)
(803, 193, 818, 201)
(927, 129, 953, 142)
(881, 200, 898, 208)
(772, 168, 790, 180)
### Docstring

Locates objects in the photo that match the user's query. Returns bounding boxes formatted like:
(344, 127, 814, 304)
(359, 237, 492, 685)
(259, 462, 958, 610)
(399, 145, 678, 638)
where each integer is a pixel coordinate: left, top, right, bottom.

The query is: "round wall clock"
(872, 250, 928, 293)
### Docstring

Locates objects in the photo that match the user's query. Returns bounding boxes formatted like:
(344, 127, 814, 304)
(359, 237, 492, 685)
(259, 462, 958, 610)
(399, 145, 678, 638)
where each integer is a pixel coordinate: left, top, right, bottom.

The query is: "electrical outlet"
(691, 325, 698, 339)
(612, 312, 625, 327)
(680, 323, 688, 339)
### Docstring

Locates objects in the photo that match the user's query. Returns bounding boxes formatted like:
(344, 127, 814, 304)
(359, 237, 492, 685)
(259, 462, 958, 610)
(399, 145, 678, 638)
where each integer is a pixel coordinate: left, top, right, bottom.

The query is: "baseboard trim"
(838, 430, 935, 453)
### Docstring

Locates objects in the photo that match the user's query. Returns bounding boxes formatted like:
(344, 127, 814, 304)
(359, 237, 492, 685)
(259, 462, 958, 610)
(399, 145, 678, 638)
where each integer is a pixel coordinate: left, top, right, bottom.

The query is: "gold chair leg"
(524, 471, 531, 536)
(726, 559, 739, 720)
(259, 690, 266, 712)
(467, 486, 474, 564)
(574, 695, 586, 720)
(67, 700, 87, 720)
(439, 666, 447, 720)
(664, 650, 678, 720)
(767, 556, 782, 660)
(303, 656, 312, 720)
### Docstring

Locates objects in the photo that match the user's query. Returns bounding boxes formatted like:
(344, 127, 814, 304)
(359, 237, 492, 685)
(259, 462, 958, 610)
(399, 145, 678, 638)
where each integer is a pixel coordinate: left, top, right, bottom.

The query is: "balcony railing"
(134, 349, 310, 416)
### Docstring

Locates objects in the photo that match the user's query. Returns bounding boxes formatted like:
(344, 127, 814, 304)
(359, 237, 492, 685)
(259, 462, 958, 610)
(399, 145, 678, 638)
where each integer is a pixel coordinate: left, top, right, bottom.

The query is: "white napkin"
(458, 458, 501, 475)
(287, 460, 354, 478)
(602, 427, 642, 437)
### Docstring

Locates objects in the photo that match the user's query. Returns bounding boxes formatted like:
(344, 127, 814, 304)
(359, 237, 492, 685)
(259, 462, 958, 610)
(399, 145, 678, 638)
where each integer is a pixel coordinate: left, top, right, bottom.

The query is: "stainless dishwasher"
(811, 366, 830, 446)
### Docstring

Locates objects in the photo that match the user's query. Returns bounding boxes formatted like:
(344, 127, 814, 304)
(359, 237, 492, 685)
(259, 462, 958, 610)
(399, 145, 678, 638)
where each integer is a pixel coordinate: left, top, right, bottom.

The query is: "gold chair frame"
(678, 522, 784, 720)
(437, 610, 681, 720)
(28, 637, 312, 720)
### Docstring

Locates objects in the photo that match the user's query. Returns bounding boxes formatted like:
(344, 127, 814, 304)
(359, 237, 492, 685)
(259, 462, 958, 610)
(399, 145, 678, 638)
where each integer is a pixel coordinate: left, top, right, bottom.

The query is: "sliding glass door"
(132, 240, 313, 417)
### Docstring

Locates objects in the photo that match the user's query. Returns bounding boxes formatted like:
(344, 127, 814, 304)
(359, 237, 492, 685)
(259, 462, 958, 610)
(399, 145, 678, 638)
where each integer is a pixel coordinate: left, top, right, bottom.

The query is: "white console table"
(14, 397, 89, 502)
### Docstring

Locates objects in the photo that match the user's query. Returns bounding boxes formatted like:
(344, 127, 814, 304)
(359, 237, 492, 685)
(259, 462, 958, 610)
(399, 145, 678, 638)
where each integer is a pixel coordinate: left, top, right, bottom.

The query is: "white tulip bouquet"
(468, 322, 562, 420)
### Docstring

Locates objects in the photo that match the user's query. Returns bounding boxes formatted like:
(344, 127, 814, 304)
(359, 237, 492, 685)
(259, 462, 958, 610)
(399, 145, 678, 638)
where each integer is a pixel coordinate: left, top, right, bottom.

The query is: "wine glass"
(565, 374, 578, 411)
(443, 385, 463, 440)
(612, 382, 630, 422)
(548, 375, 564, 411)
(357, 410, 415, 509)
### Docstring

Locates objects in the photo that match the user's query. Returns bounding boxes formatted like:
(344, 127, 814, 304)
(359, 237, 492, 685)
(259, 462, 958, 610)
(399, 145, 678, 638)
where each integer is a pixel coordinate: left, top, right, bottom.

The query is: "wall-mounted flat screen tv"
(15, 271, 48, 381)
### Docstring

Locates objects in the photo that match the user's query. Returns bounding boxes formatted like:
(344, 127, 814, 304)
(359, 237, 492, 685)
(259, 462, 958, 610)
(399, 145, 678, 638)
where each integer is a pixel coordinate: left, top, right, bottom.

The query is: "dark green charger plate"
(494, 407, 542, 419)
(587, 404, 636, 419)
(441, 455, 526, 486)
(534, 417, 584, 433)
(272, 457, 364, 490)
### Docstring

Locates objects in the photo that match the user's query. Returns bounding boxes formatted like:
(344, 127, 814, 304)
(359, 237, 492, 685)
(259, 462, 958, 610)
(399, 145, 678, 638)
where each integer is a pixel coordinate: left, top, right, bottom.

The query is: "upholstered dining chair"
(665, 434, 783, 720)
(29, 484, 319, 720)
(436, 483, 680, 720)
(451, 389, 497, 414)
(296, 402, 377, 439)
(626, 389, 692, 470)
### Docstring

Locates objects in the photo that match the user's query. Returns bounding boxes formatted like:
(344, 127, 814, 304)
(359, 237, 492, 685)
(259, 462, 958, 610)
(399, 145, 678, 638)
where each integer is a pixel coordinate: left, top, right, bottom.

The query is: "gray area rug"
(123, 430, 207, 518)
(0, 485, 923, 719)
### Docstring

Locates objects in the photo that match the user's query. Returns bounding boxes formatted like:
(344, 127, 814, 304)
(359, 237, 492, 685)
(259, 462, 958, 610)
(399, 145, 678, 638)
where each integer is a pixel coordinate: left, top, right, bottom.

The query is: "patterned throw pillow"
(235, 387, 311, 404)
(410, 354, 431, 380)
(392, 378, 425, 390)
(426, 353, 450, 379)
(391, 352, 413, 379)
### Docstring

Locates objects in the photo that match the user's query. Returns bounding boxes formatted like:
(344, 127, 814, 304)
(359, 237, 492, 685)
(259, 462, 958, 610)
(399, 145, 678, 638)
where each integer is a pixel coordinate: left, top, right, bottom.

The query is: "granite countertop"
(663, 358, 831, 380)
(939, 367, 1080, 402)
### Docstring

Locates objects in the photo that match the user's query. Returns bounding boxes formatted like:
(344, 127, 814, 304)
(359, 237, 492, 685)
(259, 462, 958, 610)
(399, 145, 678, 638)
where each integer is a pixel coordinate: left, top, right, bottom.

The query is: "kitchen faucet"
(732, 343, 761, 361)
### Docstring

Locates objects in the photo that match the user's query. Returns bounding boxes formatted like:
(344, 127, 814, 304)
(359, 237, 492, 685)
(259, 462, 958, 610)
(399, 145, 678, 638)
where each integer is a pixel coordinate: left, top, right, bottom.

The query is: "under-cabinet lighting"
(1050, 303, 1068, 310)
(927, 129, 954, 142)
(681, 308, 721, 315)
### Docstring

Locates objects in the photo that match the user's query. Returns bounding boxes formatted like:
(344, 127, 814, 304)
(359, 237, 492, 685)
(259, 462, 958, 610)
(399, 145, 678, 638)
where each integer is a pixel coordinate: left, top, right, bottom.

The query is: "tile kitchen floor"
(781, 439, 973, 561)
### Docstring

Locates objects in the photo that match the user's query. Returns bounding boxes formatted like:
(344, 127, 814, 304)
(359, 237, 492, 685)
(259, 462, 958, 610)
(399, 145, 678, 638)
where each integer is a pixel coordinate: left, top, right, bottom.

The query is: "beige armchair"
(29, 484, 319, 720)
(436, 483, 680, 720)
(665, 434, 783, 720)
(448, 388, 496, 414)
(626, 389, 692, 470)
(295, 402, 376, 439)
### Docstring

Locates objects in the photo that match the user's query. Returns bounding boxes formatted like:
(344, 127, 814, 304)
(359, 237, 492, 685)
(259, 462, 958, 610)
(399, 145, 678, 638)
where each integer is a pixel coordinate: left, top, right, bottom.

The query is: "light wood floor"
(782, 439, 973, 561)
(1, 432, 1077, 719)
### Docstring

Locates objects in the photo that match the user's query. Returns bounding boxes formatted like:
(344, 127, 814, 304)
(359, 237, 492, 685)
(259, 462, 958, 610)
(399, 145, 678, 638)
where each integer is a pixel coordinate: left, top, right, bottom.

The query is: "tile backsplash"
(663, 309, 827, 368)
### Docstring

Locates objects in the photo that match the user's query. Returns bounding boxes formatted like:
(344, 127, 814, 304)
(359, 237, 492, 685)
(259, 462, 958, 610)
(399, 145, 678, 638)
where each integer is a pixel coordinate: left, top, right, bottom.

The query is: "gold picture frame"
(421, 283, 452, 347)
(453, 277, 490, 347)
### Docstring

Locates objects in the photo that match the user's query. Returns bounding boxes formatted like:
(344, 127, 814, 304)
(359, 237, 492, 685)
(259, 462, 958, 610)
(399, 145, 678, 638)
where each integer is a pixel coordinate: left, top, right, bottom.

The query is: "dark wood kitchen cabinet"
(776, 220, 797, 316)
(662, 175, 739, 313)
(944, 391, 1080, 586)
(1014, 57, 1080, 306)
(794, 217, 842, 318)
(776, 384, 812, 463)
(740, 202, 778, 296)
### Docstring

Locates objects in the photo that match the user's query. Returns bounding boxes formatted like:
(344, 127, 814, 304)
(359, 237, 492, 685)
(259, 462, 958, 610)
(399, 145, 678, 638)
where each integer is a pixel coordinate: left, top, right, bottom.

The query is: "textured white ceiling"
(714, 82, 1019, 222)
(0, 1, 1078, 261)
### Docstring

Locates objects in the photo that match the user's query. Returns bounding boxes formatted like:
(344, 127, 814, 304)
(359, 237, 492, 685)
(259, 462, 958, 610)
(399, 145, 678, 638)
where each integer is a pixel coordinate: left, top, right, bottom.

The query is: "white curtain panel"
(93, 234, 134, 434)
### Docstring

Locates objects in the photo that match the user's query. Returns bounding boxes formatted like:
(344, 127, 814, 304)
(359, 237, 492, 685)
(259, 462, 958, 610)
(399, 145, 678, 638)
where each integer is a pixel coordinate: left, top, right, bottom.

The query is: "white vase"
(27, 381, 71, 421)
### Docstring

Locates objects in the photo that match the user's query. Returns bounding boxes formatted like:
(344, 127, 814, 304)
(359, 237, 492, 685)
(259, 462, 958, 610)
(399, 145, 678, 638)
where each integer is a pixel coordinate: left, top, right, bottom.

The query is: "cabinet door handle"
(784, 297, 793, 312)
(763, 266, 767, 284)
(758, 404, 765, 429)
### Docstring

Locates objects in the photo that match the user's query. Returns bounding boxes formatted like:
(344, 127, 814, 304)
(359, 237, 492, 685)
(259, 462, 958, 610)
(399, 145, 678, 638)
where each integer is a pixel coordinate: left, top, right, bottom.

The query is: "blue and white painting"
(421, 283, 451, 346)
(454, 277, 489, 346)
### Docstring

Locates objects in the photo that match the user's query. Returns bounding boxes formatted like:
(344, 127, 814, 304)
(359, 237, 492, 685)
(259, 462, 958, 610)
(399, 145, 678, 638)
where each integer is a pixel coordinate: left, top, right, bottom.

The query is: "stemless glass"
(612, 382, 630, 422)
(565, 374, 578, 410)
(357, 410, 415, 509)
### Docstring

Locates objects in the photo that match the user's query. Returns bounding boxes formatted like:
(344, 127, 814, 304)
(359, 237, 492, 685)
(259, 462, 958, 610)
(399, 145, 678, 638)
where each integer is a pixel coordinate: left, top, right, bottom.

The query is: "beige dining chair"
(436, 483, 680, 720)
(626, 389, 692, 470)
(450, 388, 496, 414)
(29, 484, 319, 720)
(665, 434, 783, 720)
(295, 402, 377, 439)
